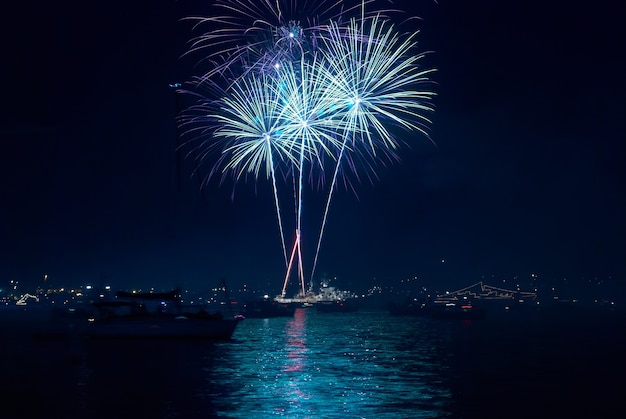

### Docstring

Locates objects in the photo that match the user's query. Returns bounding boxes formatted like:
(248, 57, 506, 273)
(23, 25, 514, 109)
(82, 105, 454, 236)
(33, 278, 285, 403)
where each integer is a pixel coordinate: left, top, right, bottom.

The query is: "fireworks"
(178, 0, 436, 296)
(183, 0, 386, 80)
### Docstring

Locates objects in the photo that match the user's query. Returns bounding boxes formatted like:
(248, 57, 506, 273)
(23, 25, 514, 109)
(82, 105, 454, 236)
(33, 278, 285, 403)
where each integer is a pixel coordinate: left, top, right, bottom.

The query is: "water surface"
(1, 306, 624, 418)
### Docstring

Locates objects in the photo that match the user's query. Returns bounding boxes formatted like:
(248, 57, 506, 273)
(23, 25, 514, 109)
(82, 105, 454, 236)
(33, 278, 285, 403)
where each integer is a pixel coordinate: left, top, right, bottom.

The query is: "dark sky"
(2, 0, 625, 294)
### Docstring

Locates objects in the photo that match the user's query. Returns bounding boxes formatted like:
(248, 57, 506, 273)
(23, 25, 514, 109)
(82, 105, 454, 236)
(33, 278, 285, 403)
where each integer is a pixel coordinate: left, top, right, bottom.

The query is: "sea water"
(1, 305, 624, 418)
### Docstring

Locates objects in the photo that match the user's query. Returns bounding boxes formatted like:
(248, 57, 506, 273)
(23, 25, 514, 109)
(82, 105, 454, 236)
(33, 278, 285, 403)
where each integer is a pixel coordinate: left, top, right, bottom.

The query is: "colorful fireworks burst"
(178, 0, 436, 297)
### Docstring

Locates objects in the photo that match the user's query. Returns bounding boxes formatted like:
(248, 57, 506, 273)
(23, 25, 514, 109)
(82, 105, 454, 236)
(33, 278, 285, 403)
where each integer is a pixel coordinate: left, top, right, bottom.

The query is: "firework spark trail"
(320, 16, 437, 152)
(209, 72, 298, 266)
(269, 150, 289, 267)
(183, 0, 393, 84)
(282, 229, 301, 297)
(308, 15, 436, 281)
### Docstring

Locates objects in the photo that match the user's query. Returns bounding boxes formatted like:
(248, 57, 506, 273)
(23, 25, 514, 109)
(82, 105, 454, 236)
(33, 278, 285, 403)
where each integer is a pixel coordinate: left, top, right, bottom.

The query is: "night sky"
(2, 0, 625, 294)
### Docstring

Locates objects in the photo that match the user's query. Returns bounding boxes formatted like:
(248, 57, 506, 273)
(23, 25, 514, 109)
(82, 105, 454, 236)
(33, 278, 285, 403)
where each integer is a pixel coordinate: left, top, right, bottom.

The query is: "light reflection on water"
(206, 308, 453, 418)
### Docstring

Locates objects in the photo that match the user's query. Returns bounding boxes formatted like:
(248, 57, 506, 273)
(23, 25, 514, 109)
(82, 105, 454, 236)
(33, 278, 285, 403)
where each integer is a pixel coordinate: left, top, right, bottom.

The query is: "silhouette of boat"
(315, 298, 359, 313)
(388, 298, 486, 320)
(86, 289, 242, 339)
(307, 282, 358, 312)
(274, 280, 359, 312)
(388, 298, 430, 316)
(240, 297, 296, 318)
(428, 301, 486, 320)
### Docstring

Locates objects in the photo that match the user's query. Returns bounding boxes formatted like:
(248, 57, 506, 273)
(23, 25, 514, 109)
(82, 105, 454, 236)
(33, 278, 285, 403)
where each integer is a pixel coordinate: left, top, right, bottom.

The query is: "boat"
(388, 298, 430, 316)
(86, 289, 243, 339)
(313, 283, 359, 312)
(315, 298, 359, 313)
(428, 301, 486, 320)
(240, 297, 295, 318)
(388, 298, 486, 320)
(275, 280, 360, 313)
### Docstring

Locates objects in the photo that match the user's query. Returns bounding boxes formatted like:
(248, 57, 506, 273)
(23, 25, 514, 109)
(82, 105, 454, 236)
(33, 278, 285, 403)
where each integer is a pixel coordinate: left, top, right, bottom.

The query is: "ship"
(275, 278, 359, 313)
(240, 296, 296, 318)
(388, 297, 485, 320)
(86, 289, 243, 339)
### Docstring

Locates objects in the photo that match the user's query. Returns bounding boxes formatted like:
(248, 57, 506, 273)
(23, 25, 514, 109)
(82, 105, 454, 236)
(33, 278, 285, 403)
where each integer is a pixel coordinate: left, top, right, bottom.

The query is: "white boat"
(86, 290, 242, 339)
(274, 280, 359, 312)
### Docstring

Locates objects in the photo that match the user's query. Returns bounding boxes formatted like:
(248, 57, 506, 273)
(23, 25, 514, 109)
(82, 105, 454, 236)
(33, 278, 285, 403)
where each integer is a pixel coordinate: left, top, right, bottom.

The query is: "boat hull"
(86, 316, 241, 339)
(240, 300, 295, 318)
(315, 299, 359, 313)
(388, 301, 486, 320)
